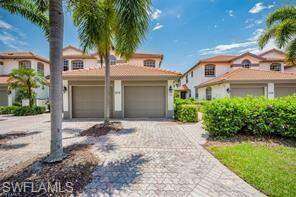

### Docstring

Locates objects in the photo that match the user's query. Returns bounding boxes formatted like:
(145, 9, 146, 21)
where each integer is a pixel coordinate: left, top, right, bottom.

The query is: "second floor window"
(191, 71, 194, 77)
(37, 62, 44, 76)
(242, 59, 251, 68)
(270, 63, 281, 71)
(206, 87, 212, 100)
(72, 60, 84, 70)
(19, 60, 31, 69)
(185, 75, 188, 83)
(144, 60, 156, 67)
(64, 59, 69, 71)
(109, 55, 117, 65)
(205, 64, 215, 77)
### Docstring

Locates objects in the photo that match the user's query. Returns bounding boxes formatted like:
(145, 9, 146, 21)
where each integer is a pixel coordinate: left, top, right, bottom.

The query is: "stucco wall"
(197, 83, 230, 100)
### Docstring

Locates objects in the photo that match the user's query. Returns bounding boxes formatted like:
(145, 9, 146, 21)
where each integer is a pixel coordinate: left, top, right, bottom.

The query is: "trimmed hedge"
(13, 106, 46, 116)
(0, 106, 19, 114)
(203, 96, 296, 138)
(174, 98, 198, 122)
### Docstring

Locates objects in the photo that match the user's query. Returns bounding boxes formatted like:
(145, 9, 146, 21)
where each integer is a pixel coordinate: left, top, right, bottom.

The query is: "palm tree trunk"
(104, 52, 110, 124)
(46, 0, 64, 162)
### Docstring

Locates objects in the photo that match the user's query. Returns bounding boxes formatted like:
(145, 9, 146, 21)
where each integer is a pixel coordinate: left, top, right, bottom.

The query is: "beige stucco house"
(0, 52, 50, 106)
(62, 45, 180, 119)
(180, 49, 296, 100)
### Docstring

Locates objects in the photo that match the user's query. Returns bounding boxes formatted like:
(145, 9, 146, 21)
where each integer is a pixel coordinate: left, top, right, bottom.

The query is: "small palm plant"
(259, 6, 296, 65)
(8, 68, 47, 107)
(69, 0, 151, 123)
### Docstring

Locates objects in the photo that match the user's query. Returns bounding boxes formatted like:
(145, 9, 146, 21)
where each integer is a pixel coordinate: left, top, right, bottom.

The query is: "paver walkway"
(83, 120, 263, 196)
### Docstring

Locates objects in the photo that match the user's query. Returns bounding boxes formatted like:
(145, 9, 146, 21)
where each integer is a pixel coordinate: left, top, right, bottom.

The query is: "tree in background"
(8, 68, 47, 107)
(69, 0, 151, 123)
(259, 6, 296, 65)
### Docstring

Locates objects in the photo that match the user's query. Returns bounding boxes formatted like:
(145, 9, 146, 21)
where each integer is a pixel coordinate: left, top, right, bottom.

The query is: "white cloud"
(0, 19, 13, 30)
(0, 31, 27, 50)
(248, 28, 264, 41)
(150, 8, 162, 20)
(228, 10, 234, 17)
(152, 23, 163, 31)
(249, 3, 274, 14)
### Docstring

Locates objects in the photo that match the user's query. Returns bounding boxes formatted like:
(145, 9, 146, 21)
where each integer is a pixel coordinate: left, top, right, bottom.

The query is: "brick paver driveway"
(83, 120, 263, 196)
(0, 114, 263, 196)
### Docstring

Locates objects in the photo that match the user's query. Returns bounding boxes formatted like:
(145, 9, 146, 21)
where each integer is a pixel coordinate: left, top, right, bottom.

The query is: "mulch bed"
(0, 144, 99, 196)
(80, 122, 123, 137)
(204, 134, 296, 148)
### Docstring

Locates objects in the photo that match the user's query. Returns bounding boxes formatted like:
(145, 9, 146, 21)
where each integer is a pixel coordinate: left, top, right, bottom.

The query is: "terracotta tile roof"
(63, 64, 181, 79)
(132, 53, 163, 59)
(0, 75, 9, 84)
(199, 55, 238, 63)
(197, 68, 296, 88)
(0, 52, 49, 63)
(259, 48, 285, 57)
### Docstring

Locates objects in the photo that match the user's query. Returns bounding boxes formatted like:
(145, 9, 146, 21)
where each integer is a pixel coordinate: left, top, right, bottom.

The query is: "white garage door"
(0, 86, 8, 106)
(231, 86, 264, 97)
(275, 86, 296, 97)
(72, 86, 113, 118)
(124, 86, 165, 118)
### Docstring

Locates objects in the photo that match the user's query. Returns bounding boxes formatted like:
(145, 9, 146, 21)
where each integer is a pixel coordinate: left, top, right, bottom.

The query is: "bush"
(203, 96, 296, 138)
(175, 104, 198, 122)
(13, 106, 46, 116)
(0, 106, 19, 114)
(174, 98, 198, 122)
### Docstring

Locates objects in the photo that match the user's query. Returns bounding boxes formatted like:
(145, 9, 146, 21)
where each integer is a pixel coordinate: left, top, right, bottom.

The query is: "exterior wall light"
(7, 90, 11, 95)
(226, 88, 231, 94)
(63, 86, 67, 93)
(169, 85, 173, 93)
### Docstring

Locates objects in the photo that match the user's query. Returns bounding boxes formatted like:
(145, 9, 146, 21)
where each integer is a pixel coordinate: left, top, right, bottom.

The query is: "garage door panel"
(0, 86, 8, 106)
(275, 86, 296, 97)
(124, 86, 165, 118)
(231, 86, 264, 97)
(72, 86, 113, 118)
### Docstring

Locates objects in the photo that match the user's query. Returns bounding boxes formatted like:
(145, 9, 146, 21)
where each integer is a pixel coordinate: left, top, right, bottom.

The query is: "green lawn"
(208, 143, 296, 197)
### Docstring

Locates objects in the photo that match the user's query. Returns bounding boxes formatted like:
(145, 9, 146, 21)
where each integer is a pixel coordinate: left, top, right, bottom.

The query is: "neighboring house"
(0, 52, 50, 106)
(62, 45, 180, 119)
(180, 49, 296, 100)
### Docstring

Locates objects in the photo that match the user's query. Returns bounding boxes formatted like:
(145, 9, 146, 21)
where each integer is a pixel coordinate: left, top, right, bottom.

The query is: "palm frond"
(286, 38, 296, 65)
(114, 0, 151, 59)
(0, 0, 49, 37)
(274, 18, 296, 48)
(258, 26, 277, 49)
(266, 6, 296, 27)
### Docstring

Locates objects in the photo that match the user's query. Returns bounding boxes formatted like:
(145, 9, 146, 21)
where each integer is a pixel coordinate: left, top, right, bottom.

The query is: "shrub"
(0, 106, 19, 114)
(202, 96, 296, 138)
(175, 104, 198, 122)
(13, 106, 46, 116)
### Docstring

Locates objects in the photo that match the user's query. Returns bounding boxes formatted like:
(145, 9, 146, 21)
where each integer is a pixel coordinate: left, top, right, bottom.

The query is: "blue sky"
(0, 0, 294, 72)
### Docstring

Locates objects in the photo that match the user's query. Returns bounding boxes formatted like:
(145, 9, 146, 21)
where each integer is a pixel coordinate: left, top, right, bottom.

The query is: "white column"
(167, 80, 174, 117)
(267, 83, 275, 99)
(8, 93, 13, 106)
(63, 80, 68, 111)
(114, 80, 122, 112)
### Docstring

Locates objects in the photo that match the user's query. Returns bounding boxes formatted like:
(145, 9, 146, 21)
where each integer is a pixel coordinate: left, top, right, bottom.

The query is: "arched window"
(72, 60, 84, 70)
(144, 60, 156, 67)
(270, 63, 281, 71)
(242, 59, 251, 68)
(37, 62, 44, 76)
(206, 87, 212, 100)
(109, 55, 117, 65)
(204, 64, 215, 77)
(19, 60, 31, 69)
(63, 59, 69, 71)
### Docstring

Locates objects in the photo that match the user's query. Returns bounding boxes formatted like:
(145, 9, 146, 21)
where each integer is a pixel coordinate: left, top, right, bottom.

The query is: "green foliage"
(259, 6, 296, 64)
(203, 96, 296, 138)
(0, 106, 19, 114)
(175, 104, 198, 122)
(13, 106, 46, 116)
(209, 143, 296, 197)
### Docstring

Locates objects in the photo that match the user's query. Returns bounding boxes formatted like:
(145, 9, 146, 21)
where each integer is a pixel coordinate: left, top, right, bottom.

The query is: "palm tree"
(70, 0, 151, 123)
(259, 6, 296, 65)
(1, 0, 65, 162)
(8, 68, 47, 107)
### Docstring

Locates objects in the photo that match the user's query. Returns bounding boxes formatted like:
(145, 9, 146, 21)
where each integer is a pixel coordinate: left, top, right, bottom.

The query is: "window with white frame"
(63, 59, 69, 71)
(144, 60, 156, 67)
(109, 55, 117, 65)
(206, 87, 212, 100)
(37, 62, 44, 76)
(191, 71, 193, 77)
(270, 63, 281, 71)
(205, 64, 215, 77)
(242, 59, 251, 68)
(19, 60, 31, 69)
(72, 60, 84, 70)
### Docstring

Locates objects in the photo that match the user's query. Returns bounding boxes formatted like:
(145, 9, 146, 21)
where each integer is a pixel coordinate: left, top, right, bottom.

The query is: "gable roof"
(259, 48, 286, 57)
(63, 64, 181, 79)
(0, 52, 49, 63)
(230, 52, 266, 61)
(62, 45, 84, 53)
(197, 68, 296, 88)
